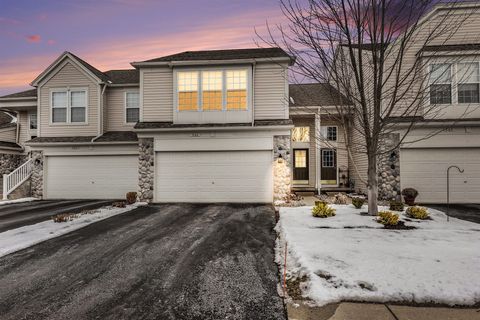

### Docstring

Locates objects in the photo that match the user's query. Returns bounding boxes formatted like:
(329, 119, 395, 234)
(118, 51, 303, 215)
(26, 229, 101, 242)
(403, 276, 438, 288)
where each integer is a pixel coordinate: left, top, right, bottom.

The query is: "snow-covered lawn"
(0, 197, 38, 206)
(277, 205, 480, 306)
(0, 202, 146, 258)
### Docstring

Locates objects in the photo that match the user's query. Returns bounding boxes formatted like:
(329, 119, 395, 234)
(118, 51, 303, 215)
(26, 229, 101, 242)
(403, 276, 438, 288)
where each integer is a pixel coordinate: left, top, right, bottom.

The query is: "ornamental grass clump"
(389, 200, 404, 212)
(351, 197, 365, 209)
(406, 206, 430, 220)
(377, 211, 399, 226)
(312, 202, 336, 218)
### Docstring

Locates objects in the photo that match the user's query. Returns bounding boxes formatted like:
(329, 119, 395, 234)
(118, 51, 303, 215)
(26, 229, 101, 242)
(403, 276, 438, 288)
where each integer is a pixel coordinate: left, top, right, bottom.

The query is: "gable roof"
(289, 83, 351, 107)
(68, 52, 110, 82)
(104, 69, 139, 84)
(0, 88, 37, 99)
(137, 47, 294, 64)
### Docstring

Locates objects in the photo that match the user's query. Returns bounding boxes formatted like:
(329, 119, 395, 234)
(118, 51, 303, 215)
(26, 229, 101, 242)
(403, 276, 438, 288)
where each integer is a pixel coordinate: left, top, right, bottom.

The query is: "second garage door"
(45, 155, 138, 199)
(400, 148, 480, 203)
(156, 151, 273, 203)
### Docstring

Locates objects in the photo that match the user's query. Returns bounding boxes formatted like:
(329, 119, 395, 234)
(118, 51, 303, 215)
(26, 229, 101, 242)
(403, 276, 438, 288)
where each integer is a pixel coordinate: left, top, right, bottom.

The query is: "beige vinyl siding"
(349, 115, 368, 194)
(254, 63, 289, 120)
(142, 67, 173, 122)
(0, 127, 16, 143)
(18, 111, 30, 145)
(39, 61, 99, 137)
(105, 87, 138, 131)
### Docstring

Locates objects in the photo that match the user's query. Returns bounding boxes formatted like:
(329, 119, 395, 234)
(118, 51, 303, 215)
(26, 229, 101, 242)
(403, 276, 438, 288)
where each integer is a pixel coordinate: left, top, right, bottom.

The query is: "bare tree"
(261, 0, 480, 215)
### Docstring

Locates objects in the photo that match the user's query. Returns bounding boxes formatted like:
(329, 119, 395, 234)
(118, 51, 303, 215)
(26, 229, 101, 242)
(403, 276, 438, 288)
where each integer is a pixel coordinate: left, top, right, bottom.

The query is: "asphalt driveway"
(0, 200, 114, 232)
(0, 203, 285, 320)
(428, 203, 480, 224)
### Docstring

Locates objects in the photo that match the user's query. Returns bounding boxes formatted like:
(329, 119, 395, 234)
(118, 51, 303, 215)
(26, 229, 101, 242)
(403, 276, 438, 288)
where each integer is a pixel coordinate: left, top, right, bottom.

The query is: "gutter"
(131, 57, 293, 68)
(133, 124, 294, 133)
(91, 82, 109, 142)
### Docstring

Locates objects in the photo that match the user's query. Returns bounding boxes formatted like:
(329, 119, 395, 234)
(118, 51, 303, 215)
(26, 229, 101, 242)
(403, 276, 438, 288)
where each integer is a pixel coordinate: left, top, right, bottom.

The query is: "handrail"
(2, 158, 33, 200)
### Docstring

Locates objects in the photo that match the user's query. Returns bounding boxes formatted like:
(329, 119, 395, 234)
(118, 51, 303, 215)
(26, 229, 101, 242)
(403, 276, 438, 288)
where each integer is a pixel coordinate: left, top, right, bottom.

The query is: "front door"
(293, 149, 309, 183)
(321, 149, 337, 185)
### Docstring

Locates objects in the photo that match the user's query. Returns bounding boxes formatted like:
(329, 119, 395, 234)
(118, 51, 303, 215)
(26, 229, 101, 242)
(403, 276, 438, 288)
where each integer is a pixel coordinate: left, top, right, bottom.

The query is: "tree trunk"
(367, 153, 379, 216)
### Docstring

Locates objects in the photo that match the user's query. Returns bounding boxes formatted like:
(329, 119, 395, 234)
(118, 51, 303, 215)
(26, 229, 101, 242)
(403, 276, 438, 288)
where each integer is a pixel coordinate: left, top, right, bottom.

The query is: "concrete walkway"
(287, 301, 480, 320)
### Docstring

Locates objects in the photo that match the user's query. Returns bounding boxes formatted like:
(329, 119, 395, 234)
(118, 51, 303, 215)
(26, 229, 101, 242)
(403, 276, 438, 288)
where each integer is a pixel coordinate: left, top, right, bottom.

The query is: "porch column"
(315, 112, 321, 193)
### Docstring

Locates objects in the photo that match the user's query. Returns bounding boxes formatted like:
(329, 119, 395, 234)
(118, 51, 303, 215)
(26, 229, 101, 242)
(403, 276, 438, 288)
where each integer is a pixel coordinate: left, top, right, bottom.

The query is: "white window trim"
(49, 87, 88, 125)
(173, 66, 252, 113)
(124, 90, 140, 124)
(456, 61, 480, 105)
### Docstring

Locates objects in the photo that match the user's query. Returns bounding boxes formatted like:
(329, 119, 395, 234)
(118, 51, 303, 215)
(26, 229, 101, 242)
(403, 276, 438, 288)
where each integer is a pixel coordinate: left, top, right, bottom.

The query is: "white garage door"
(400, 148, 480, 203)
(156, 151, 273, 203)
(45, 155, 138, 199)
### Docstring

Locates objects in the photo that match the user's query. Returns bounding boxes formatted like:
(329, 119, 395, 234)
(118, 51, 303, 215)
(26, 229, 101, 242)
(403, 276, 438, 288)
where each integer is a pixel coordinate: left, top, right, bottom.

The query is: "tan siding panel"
(0, 127, 16, 143)
(105, 87, 137, 131)
(39, 61, 99, 137)
(254, 63, 288, 120)
(18, 111, 30, 145)
(142, 68, 173, 122)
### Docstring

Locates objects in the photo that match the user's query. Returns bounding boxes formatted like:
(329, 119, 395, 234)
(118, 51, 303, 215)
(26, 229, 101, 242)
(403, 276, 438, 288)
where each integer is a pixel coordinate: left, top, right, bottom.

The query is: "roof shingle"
(289, 83, 350, 107)
(0, 88, 37, 99)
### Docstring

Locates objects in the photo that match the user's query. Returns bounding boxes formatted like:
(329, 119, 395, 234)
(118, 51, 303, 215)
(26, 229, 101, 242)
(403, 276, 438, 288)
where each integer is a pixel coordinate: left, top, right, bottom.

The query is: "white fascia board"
(131, 57, 292, 68)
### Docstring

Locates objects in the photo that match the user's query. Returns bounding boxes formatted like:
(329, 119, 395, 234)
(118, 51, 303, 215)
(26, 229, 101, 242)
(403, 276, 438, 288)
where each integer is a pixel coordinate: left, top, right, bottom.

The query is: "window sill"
(49, 122, 89, 126)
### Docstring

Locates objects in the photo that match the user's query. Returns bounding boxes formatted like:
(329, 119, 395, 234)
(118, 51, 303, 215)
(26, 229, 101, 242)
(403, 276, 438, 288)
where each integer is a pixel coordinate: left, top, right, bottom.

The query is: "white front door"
(45, 155, 138, 199)
(155, 150, 273, 203)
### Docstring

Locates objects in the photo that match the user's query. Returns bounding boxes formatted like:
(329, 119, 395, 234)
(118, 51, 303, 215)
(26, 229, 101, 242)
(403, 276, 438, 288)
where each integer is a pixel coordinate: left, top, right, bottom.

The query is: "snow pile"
(0, 202, 147, 258)
(0, 197, 38, 206)
(276, 205, 480, 306)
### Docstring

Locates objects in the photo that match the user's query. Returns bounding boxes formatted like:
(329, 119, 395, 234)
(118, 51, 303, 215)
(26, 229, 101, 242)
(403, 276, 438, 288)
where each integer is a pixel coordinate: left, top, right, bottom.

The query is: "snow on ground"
(0, 202, 146, 258)
(276, 205, 480, 306)
(0, 197, 38, 206)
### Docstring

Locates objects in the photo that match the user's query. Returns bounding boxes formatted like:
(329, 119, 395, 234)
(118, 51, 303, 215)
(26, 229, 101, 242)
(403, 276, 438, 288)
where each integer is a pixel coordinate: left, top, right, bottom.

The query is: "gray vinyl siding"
(105, 87, 137, 131)
(38, 61, 99, 137)
(254, 62, 289, 120)
(142, 67, 173, 122)
(0, 127, 16, 143)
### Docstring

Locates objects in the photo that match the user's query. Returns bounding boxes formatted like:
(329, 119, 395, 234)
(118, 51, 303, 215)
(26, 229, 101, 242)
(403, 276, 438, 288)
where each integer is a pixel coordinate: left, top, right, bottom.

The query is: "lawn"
(276, 204, 480, 306)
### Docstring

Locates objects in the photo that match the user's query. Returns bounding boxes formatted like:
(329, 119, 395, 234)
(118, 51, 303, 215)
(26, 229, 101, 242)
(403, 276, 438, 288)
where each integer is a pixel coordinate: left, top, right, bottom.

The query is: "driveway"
(428, 204, 480, 224)
(0, 200, 114, 232)
(0, 203, 285, 320)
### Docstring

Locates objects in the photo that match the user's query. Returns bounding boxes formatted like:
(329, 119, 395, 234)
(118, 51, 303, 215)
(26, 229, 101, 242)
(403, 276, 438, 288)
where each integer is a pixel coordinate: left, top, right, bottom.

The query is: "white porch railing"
(2, 158, 33, 200)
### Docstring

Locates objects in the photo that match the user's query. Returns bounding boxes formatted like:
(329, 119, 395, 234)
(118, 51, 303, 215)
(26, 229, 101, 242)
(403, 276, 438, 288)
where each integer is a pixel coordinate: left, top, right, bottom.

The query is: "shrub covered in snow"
(377, 211, 399, 226)
(406, 206, 430, 220)
(333, 193, 349, 204)
(312, 202, 336, 218)
(389, 200, 404, 212)
(52, 213, 77, 223)
(351, 197, 365, 209)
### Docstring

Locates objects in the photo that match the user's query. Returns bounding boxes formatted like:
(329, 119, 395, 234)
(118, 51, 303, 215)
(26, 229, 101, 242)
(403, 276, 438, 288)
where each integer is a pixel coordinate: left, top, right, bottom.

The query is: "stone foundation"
(0, 153, 25, 176)
(31, 151, 44, 199)
(377, 134, 401, 200)
(273, 135, 291, 200)
(138, 138, 154, 202)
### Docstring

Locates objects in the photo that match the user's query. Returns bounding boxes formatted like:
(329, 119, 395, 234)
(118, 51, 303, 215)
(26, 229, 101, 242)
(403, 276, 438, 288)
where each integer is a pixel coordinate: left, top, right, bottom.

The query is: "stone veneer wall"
(377, 134, 401, 200)
(138, 138, 154, 202)
(0, 154, 25, 176)
(273, 135, 291, 200)
(30, 150, 44, 198)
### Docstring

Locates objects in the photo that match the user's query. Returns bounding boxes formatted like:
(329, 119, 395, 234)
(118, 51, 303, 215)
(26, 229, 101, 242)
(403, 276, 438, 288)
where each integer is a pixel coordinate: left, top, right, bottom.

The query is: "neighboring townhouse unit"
(0, 48, 296, 202)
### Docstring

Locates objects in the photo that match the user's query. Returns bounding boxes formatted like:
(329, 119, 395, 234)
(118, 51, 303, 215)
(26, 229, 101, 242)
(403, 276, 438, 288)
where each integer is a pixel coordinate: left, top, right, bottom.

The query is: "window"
(292, 127, 310, 142)
(322, 150, 335, 167)
(226, 70, 247, 110)
(294, 150, 307, 168)
(125, 92, 140, 123)
(429, 64, 452, 105)
(51, 89, 87, 123)
(457, 63, 479, 104)
(29, 112, 37, 130)
(178, 72, 199, 111)
(326, 126, 337, 141)
(202, 71, 223, 111)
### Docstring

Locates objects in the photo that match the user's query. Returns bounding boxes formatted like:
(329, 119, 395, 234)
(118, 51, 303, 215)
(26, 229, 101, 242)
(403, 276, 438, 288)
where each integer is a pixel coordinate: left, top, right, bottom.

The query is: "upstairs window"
(51, 89, 87, 124)
(457, 63, 480, 104)
(292, 127, 310, 142)
(29, 112, 37, 130)
(202, 71, 223, 111)
(125, 92, 140, 123)
(178, 72, 199, 111)
(429, 64, 452, 105)
(326, 126, 337, 141)
(226, 70, 247, 110)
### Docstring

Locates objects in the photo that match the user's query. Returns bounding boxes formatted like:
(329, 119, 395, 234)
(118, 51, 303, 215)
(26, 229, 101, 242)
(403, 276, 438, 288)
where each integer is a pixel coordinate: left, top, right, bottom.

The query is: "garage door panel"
(156, 151, 273, 203)
(46, 155, 138, 199)
(400, 148, 480, 204)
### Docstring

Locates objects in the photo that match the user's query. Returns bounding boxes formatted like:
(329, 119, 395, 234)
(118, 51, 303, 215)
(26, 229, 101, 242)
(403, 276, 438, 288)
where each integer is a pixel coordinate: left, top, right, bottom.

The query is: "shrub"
(126, 192, 137, 204)
(401, 188, 418, 198)
(406, 206, 430, 220)
(351, 197, 365, 209)
(389, 200, 404, 212)
(377, 211, 399, 226)
(52, 213, 76, 223)
(334, 193, 348, 204)
(312, 202, 336, 218)
(112, 201, 126, 208)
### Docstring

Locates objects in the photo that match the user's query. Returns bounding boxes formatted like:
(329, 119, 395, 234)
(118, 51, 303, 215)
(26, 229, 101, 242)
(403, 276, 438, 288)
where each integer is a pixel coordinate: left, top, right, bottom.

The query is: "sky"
(0, 0, 286, 96)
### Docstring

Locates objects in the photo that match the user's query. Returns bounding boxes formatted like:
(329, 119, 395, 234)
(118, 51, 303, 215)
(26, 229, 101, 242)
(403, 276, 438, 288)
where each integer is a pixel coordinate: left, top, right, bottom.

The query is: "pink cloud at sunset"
(26, 35, 41, 43)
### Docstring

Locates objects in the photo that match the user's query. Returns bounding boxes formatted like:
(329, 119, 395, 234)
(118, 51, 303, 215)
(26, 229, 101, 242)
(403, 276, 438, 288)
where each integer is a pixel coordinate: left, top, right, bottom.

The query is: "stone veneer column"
(30, 150, 44, 199)
(138, 138, 154, 202)
(273, 135, 292, 200)
(377, 133, 401, 201)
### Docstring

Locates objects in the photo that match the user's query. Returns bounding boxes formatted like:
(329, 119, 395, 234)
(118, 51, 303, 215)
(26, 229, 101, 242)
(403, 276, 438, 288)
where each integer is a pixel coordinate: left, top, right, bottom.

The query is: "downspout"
(91, 82, 109, 142)
(251, 62, 256, 126)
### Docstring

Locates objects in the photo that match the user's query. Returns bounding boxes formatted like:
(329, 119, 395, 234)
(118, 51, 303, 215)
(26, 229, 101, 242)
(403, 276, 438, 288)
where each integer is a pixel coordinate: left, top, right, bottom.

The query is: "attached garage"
(400, 148, 480, 204)
(155, 150, 273, 203)
(45, 155, 138, 199)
